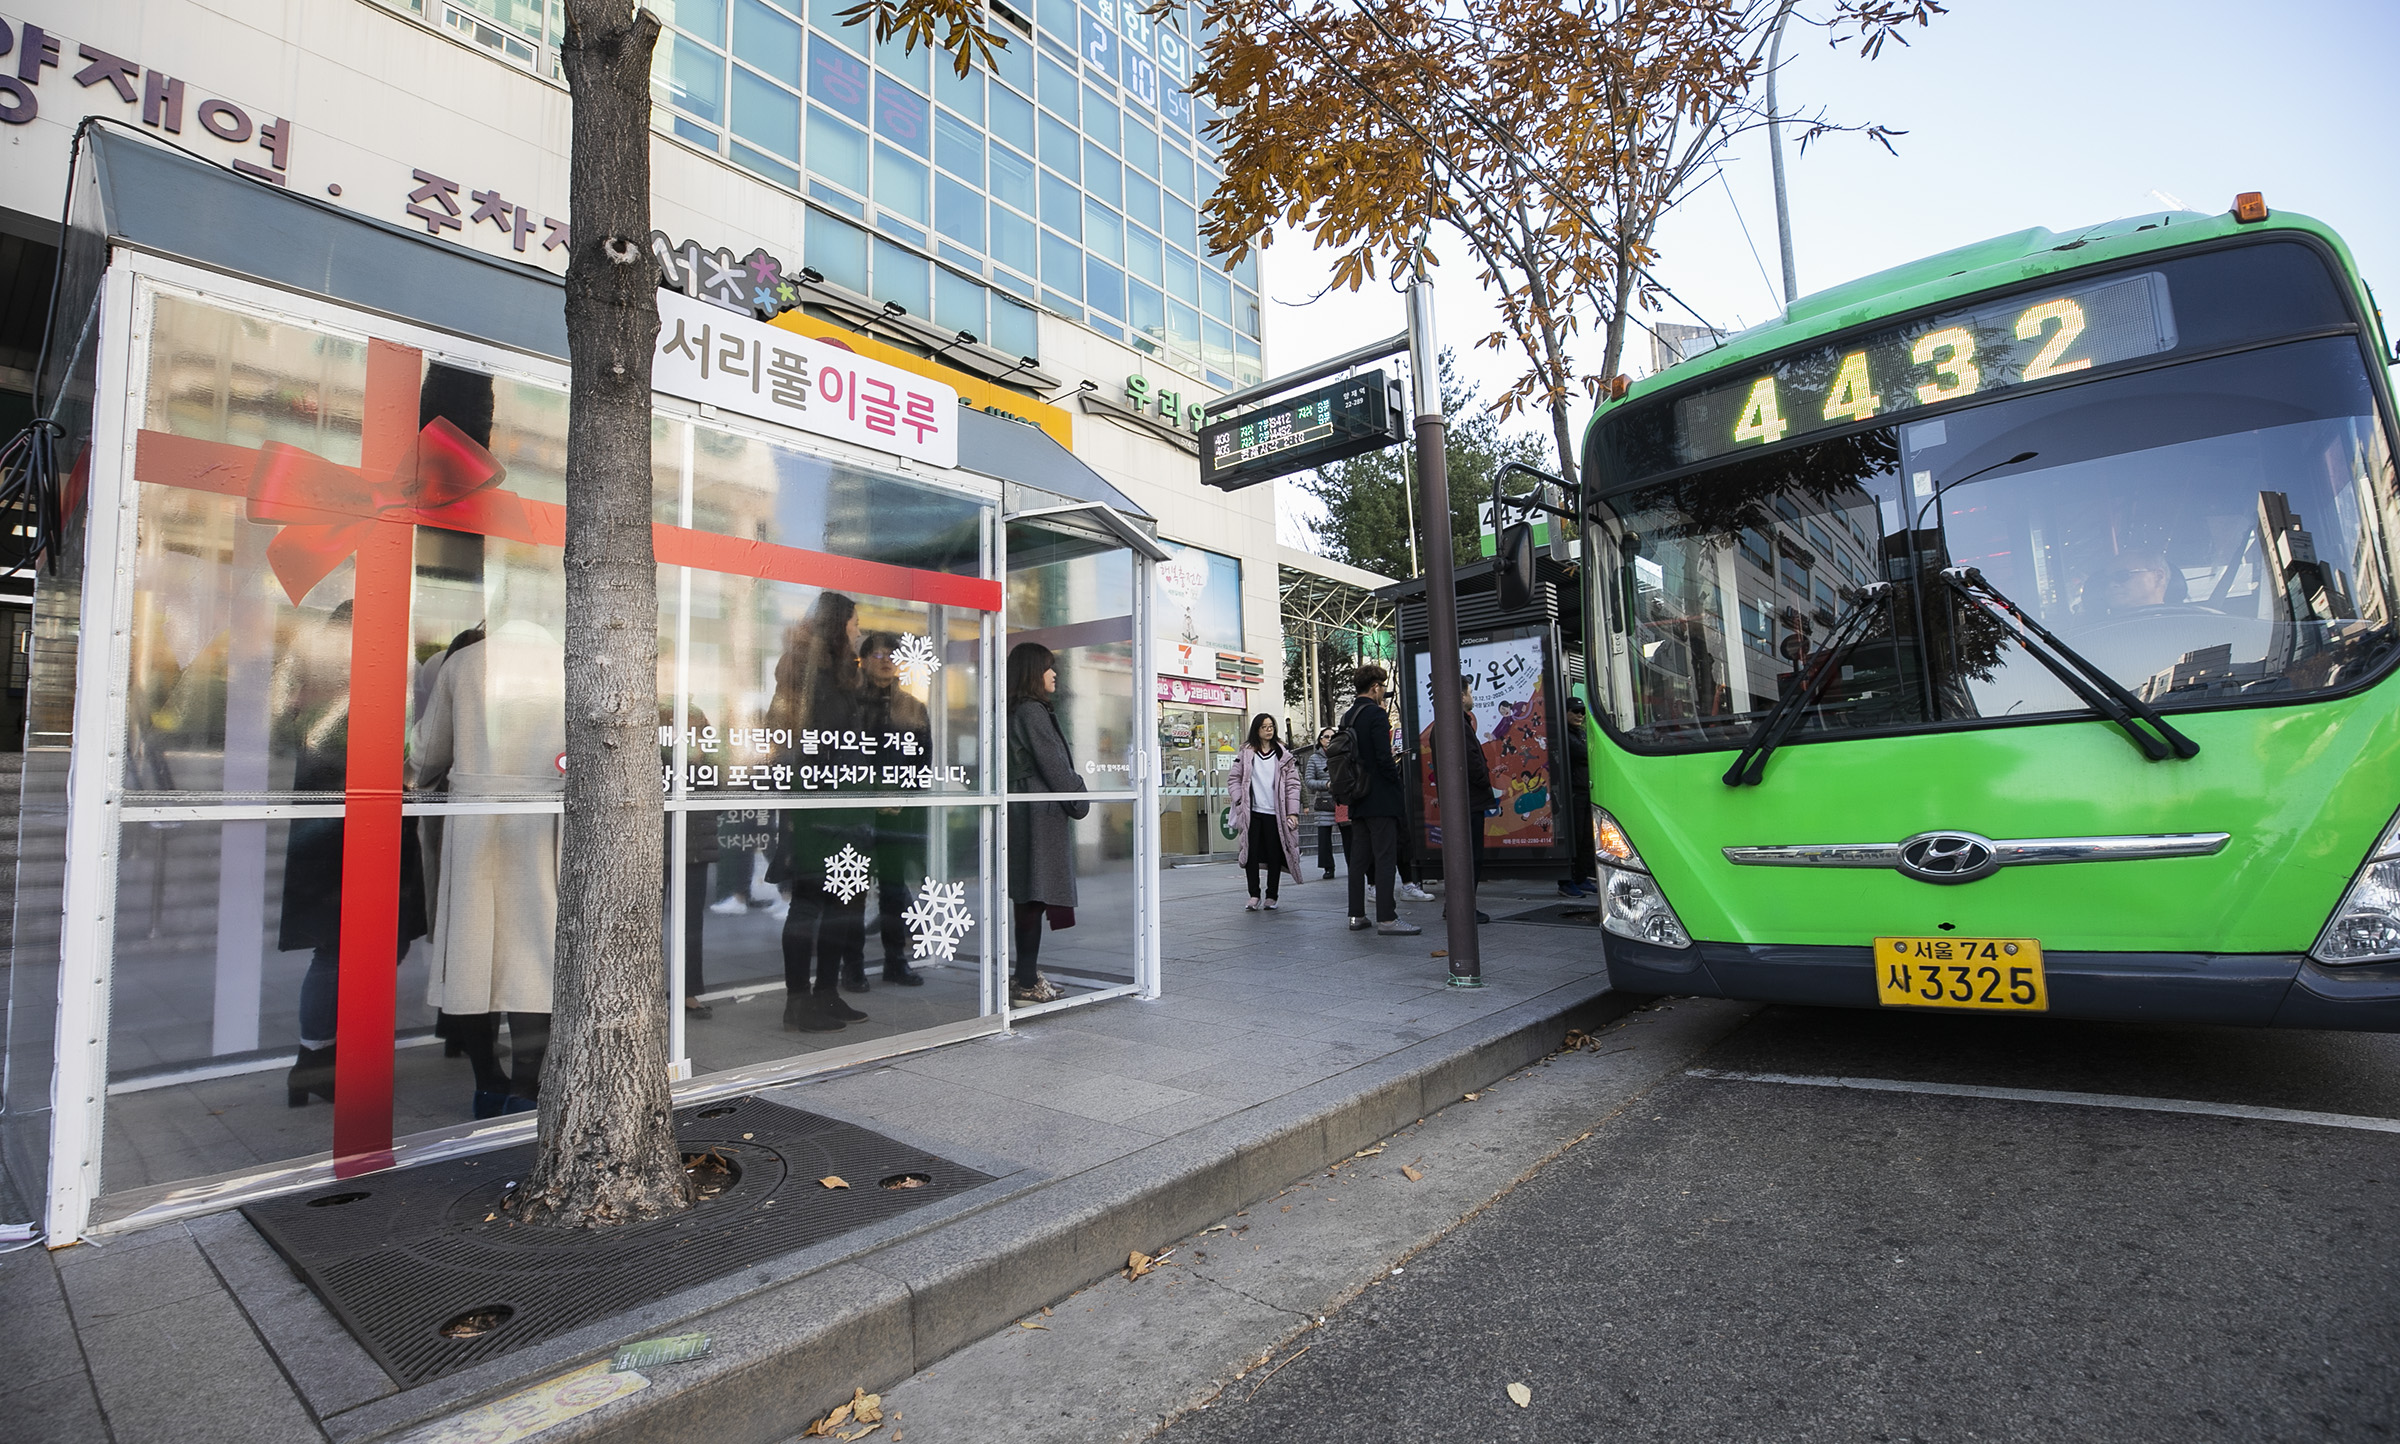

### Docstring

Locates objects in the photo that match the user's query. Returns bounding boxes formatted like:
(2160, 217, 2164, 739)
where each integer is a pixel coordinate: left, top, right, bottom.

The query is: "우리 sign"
(653, 291, 959, 468)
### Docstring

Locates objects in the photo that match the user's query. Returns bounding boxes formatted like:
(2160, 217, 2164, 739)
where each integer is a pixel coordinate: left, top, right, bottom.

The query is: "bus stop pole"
(1406, 277, 1482, 986)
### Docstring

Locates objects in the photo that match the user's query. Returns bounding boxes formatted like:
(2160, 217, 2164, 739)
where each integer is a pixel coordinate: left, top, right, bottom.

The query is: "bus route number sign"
(1199, 369, 1405, 491)
(1672, 271, 2178, 469)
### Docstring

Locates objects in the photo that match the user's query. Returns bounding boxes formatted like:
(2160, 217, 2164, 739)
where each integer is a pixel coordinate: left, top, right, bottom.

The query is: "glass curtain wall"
(643, 0, 1264, 387)
(50, 273, 1003, 1219)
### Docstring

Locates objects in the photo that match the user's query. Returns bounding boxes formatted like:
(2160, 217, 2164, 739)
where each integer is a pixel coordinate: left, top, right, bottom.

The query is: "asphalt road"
(1160, 1005, 2400, 1443)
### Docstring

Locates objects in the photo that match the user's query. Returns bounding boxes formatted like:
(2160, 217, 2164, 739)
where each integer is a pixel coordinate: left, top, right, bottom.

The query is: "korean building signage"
(1158, 676, 1245, 709)
(654, 290, 959, 468)
(0, 16, 294, 184)
(1124, 374, 1209, 432)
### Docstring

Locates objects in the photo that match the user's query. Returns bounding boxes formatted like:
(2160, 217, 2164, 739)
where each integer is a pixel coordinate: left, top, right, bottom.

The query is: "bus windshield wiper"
(1941, 566, 2200, 762)
(1724, 583, 1892, 787)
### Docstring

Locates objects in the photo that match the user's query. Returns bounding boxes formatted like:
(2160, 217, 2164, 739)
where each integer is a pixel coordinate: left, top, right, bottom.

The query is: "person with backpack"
(1330, 664, 1417, 935)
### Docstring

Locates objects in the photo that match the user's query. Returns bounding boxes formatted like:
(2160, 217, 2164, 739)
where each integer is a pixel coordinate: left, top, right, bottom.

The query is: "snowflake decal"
(893, 631, 942, 689)
(822, 844, 873, 904)
(901, 877, 976, 961)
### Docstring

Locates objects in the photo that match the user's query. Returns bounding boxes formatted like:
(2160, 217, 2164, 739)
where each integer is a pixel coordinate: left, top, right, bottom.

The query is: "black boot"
(784, 991, 846, 1032)
(840, 961, 871, 993)
(820, 987, 867, 1022)
(286, 1046, 336, 1108)
(883, 959, 925, 986)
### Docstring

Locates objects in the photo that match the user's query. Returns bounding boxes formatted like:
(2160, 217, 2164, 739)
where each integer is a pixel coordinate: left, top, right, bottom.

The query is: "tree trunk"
(512, 0, 690, 1227)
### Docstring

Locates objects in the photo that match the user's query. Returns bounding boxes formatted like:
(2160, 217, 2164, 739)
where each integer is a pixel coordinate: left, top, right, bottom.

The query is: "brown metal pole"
(1407, 279, 1481, 985)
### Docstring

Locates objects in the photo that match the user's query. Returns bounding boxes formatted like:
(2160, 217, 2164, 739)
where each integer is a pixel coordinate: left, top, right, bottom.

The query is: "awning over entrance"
(76, 126, 1147, 518)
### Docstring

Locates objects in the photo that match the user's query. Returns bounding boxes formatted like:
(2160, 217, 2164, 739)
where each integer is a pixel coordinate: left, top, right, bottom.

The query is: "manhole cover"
(242, 1096, 990, 1387)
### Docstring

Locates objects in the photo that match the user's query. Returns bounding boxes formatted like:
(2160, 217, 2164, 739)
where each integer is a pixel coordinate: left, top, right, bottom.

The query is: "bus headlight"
(1592, 808, 1692, 950)
(2312, 811, 2400, 965)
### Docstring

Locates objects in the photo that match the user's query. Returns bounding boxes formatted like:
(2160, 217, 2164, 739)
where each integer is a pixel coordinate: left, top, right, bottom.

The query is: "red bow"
(245, 418, 520, 604)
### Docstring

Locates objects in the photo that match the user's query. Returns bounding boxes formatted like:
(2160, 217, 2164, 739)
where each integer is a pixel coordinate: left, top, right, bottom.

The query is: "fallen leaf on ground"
(802, 1399, 853, 1436)
(848, 1389, 883, 1424)
(1355, 1147, 1384, 1157)
(1041, 1306, 1053, 1316)
(1507, 1382, 1532, 1407)
(1017, 1321, 1047, 1331)
(1464, 1092, 1482, 1100)
(839, 1426, 880, 1442)
(1124, 1250, 1160, 1280)
(820, 1175, 851, 1190)
(1431, 949, 1447, 958)
(1400, 1165, 1423, 1182)
(742, 1132, 754, 1139)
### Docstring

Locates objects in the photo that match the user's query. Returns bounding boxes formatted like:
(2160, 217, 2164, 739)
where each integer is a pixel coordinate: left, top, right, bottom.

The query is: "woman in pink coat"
(1228, 713, 1305, 910)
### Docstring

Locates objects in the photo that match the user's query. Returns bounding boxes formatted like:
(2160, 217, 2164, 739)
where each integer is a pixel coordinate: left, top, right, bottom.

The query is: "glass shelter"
(6, 138, 1163, 1244)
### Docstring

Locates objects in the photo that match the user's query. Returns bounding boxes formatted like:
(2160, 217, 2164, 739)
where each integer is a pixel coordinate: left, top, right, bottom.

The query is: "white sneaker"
(1245, 897, 1262, 911)
(707, 895, 749, 915)
(1398, 882, 1434, 902)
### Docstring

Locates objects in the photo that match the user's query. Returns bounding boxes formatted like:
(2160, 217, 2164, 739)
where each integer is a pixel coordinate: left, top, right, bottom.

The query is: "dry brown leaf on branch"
(820, 1175, 851, 1190)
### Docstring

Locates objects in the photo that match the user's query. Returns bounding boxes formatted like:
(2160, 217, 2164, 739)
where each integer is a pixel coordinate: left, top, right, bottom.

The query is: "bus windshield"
(1592, 336, 2400, 751)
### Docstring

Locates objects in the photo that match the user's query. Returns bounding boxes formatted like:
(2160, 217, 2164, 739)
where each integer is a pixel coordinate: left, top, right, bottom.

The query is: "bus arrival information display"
(1199, 369, 1404, 491)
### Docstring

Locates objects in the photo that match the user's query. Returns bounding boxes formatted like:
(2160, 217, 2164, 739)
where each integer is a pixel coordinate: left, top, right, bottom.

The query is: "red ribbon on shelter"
(244, 418, 525, 605)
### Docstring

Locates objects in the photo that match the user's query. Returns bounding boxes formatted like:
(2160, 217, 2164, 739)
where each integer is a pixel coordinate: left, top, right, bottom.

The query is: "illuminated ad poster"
(1410, 629, 1556, 851)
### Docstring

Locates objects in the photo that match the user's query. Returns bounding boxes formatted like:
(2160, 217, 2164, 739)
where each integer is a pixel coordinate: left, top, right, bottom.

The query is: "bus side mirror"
(1497, 520, 1536, 611)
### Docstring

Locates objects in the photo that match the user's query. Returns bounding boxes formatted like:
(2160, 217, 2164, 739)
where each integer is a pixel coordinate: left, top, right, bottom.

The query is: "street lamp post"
(1406, 276, 1481, 985)
(1765, 0, 1800, 306)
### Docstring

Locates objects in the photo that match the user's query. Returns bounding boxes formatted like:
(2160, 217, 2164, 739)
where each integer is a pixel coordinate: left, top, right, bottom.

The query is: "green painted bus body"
(1578, 205, 2400, 987)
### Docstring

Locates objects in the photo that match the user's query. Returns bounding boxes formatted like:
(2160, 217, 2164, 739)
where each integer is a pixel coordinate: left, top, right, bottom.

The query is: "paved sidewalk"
(0, 863, 1623, 1444)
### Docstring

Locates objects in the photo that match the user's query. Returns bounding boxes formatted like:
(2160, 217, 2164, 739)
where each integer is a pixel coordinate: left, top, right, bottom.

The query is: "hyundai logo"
(1896, 831, 2001, 884)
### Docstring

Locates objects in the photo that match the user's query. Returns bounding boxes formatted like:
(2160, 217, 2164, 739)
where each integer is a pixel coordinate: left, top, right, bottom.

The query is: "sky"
(1260, 0, 2400, 551)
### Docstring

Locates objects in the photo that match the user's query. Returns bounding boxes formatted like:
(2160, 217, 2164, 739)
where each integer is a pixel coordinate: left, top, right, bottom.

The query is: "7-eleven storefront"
(7, 132, 1164, 1243)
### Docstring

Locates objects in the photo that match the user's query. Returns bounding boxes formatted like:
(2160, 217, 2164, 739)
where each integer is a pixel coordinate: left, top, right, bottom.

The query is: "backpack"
(1323, 702, 1373, 806)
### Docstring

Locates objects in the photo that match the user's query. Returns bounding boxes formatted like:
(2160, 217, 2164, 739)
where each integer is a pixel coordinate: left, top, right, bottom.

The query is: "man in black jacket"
(1343, 664, 1419, 935)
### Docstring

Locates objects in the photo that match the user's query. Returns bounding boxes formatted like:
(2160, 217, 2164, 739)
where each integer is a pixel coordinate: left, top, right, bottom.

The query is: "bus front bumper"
(1602, 936, 2400, 1032)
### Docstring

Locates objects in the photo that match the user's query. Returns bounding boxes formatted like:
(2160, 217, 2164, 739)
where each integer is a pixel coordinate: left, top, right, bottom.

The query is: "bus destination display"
(1200, 369, 1404, 491)
(1668, 271, 2177, 470)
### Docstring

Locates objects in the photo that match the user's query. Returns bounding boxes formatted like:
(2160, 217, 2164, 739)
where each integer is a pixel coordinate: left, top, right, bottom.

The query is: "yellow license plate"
(1873, 937, 2047, 1012)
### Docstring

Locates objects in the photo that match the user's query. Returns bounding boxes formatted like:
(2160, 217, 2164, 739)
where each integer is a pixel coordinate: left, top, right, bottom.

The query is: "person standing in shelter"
(409, 555, 566, 1119)
(1229, 713, 1304, 910)
(1343, 664, 1417, 935)
(1307, 727, 1338, 879)
(1006, 642, 1086, 1005)
(1443, 678, 1496, 927)
(661, 701, 721, 1019)
(859, 630, 930, 987)
(769, 592, 874, 1032)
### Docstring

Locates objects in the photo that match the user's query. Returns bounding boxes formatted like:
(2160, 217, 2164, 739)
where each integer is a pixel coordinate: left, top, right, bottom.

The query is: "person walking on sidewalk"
(1229, 713, 1304, 910)
(1006, 642, 1086, 1005)
(1342, 665, 1418, 935)
(1307, 728, 1338, 879)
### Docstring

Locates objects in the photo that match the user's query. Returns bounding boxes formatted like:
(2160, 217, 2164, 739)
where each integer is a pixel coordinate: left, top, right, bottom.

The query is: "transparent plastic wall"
(35, 264, 1008, 1231)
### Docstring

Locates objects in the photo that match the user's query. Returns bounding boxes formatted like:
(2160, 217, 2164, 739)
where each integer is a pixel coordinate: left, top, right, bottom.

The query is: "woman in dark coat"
(1006, 642, 1086, 1005)
(769, 591, 873, 1033)
(859, 630, 931, 987)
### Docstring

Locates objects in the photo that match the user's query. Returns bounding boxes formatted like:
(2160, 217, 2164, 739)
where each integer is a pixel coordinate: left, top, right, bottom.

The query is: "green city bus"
(1575, 196, 2400, 1028)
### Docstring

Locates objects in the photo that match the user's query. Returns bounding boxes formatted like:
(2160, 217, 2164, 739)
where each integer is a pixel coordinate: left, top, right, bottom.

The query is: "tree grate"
(242, 1096, 991, 1387)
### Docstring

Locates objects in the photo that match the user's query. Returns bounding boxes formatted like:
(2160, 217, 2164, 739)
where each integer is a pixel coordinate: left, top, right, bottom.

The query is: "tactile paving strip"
(243, 1095, 991, 1386)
